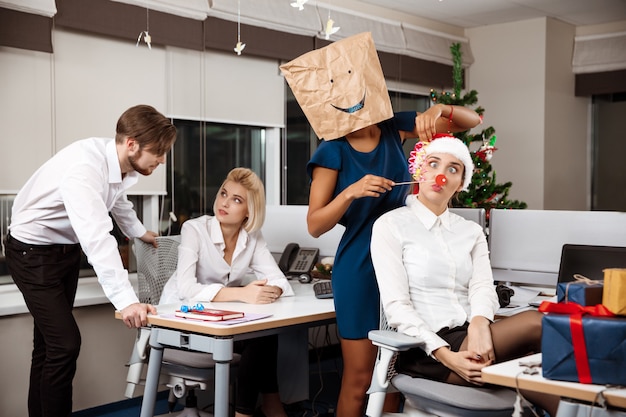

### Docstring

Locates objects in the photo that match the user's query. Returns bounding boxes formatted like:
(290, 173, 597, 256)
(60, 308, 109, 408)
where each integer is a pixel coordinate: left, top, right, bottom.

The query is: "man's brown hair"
(115, 104, 177, 155)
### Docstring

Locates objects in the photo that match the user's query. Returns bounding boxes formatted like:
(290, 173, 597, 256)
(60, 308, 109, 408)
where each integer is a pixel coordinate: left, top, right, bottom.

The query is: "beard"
(128, 149, 153, 176)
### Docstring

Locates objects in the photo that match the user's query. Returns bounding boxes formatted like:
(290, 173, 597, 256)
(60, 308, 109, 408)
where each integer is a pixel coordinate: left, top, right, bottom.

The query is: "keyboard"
(313, 280, 333, 299)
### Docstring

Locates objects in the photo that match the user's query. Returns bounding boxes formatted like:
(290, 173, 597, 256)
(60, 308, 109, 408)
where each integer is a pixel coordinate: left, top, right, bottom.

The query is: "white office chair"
(126, 235, 239, 417)
(365, 307, 518, 417)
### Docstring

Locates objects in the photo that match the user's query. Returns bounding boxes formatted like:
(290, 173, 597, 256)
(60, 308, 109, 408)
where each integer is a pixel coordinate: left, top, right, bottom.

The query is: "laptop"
(557, 244, 626, 283)
(527, 244, 626, 307)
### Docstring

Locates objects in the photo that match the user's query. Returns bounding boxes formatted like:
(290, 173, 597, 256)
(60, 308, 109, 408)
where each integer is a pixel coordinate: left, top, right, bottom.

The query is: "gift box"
(557, 280, 603, 306)
(602, 268, 626, 315)
(541, 304, 626, 385)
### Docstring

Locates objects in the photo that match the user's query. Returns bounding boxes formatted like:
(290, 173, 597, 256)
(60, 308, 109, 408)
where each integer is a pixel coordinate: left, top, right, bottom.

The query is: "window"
(160, 119, 267, 234)
(591, 94, 626, 211)
(284, 86, 430, 205)
(0, 194, 140, 284)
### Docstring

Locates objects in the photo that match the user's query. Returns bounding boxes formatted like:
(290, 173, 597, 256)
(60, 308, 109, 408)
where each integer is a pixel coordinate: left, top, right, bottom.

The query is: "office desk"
(482, 353, 626, 416)
(117, 282, 335, 417)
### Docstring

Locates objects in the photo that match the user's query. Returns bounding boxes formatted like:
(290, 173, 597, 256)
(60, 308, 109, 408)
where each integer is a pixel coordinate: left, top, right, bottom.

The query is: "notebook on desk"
(527, 244, 626, 307)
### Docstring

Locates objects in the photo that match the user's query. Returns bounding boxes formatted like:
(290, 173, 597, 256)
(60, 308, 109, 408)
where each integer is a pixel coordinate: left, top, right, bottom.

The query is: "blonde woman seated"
(370, 136, 559, 416)
(160, 167, 294, 417)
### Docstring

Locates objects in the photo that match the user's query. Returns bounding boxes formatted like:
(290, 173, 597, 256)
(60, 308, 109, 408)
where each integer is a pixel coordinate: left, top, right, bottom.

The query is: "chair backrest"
(134, 235, 181, 304)
(449, 207, 486, 234)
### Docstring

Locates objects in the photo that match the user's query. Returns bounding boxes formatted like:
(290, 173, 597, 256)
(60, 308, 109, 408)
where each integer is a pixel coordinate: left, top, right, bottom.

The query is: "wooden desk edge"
(115, 310, 336, 336)
(482, 367, 626, 409)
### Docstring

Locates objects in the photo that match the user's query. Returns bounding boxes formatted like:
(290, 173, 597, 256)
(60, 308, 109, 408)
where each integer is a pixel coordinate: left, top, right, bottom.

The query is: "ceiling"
(359, 0, 626, 28)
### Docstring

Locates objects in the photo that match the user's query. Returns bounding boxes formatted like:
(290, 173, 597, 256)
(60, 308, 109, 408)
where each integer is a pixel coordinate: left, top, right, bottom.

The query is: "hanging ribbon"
(539, 301, 615, 383)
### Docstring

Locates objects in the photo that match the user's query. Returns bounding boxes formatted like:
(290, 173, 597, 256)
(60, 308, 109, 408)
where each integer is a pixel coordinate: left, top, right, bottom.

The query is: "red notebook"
(174, 308, 245, 322)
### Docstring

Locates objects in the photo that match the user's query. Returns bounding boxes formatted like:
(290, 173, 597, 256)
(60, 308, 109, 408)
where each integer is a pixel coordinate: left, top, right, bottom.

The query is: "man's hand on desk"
(120, 302, 157, 328)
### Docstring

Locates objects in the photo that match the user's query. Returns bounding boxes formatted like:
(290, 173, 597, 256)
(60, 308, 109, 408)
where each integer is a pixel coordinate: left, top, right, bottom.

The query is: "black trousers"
(233, 334, 280, 415)
(5, 234, 82, 417)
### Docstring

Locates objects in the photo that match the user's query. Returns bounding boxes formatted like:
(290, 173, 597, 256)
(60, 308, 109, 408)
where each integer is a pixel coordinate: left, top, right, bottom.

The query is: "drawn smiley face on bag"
(280, 32, 393, 141)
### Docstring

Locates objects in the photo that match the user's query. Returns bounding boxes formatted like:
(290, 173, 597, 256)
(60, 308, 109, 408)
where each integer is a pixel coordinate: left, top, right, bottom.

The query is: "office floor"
(72, 345, 342, 417)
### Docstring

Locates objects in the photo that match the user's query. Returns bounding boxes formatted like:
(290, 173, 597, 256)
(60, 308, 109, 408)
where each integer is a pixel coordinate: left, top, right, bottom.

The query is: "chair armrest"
(368, 329, 420, 351)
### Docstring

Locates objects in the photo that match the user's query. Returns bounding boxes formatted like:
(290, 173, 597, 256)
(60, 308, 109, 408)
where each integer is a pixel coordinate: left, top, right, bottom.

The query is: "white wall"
(467, 18, 549, 209)
(466, 17, 589, 209)
(543, 18, 589, 210)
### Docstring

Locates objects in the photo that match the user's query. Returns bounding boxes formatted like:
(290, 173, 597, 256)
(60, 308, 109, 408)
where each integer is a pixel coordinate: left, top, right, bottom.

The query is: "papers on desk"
(496, 286, 556, 316)
(164, 312, 272, 326)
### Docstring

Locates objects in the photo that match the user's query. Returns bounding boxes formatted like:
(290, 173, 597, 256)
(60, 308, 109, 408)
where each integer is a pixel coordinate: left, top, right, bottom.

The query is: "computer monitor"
(557, 244, 626, 283)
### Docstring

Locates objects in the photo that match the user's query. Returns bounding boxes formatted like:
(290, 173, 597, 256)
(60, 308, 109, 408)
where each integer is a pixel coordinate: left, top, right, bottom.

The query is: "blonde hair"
(213, 168, 266, 233)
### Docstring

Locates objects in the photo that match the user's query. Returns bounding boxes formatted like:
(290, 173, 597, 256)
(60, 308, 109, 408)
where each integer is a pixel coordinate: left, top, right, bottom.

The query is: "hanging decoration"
(322, 8, 340, 40)
(234, 0, 246, 55)
(290, 0, 309, 11)
(136, 7, 152, 49)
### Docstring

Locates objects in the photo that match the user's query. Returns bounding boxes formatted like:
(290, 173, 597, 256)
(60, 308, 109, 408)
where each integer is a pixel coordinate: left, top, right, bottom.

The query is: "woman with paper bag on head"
(281, 32, 482, 417)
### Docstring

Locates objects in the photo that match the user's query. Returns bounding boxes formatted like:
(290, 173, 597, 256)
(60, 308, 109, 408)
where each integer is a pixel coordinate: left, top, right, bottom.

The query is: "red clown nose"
(436, 174, 447, 186)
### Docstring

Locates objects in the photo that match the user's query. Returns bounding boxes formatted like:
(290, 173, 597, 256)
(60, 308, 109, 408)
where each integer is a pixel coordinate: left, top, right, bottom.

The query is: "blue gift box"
(557, 281, 603, 306)
(542, 313, 626, 385)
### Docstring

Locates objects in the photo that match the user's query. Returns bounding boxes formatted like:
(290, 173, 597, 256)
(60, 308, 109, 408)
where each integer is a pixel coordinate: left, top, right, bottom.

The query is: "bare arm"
(401, 104, 482, 142)
(212, 279, 283, 304)
(307, 166, 393, 238)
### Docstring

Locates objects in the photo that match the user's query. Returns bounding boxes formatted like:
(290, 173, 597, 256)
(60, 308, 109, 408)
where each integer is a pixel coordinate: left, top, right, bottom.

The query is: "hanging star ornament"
(234, 41, 246, 55)
(323, 18, 340, 40)
(136, 31, 151, 49)
(290, 0, 309, 11)
(234, 0, 245, 55)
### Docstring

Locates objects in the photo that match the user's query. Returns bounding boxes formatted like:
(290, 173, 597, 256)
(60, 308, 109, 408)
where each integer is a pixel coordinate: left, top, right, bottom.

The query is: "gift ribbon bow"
(564, 274, 602, 302)
(539, 301, 614, 384)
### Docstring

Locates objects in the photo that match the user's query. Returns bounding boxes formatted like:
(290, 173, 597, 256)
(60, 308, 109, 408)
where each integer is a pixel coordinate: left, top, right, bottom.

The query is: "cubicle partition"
(489, 209, 626, 287)
(263, 205, 344, 258)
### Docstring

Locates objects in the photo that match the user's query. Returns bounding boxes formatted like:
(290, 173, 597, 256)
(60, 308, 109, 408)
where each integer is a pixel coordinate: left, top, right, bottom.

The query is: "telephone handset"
(278, 242, 319, 283)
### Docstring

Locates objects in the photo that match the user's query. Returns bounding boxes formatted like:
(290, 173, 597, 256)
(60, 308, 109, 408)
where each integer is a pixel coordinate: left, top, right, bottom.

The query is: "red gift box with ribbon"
(539, 301, 626, 385)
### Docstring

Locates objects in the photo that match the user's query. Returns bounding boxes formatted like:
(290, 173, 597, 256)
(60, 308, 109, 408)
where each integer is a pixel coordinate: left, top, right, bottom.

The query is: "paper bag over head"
(280, 32, 393, 141)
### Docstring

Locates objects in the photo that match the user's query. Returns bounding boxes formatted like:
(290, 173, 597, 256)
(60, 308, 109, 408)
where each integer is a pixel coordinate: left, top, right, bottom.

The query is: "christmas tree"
(430, 43, 527, 212)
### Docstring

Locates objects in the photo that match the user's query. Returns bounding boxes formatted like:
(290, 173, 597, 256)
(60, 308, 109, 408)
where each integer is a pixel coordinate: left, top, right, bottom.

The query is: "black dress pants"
(5, 234, 82, 417)
(233, 334, 280, 415)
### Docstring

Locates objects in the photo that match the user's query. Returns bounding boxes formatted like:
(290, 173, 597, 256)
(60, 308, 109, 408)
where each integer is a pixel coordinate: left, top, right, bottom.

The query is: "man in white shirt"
(5, 104, 177, 417)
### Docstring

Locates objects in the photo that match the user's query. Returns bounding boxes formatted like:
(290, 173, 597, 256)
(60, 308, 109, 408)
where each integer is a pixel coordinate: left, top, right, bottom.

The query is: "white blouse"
(10, 138, 146, 311)
(371, 195, 499, 356)
(160, 215, 294, 304)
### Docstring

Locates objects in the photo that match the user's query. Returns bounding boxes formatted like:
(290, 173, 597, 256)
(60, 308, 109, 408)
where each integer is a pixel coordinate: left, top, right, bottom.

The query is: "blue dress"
(307, 112, 415, 339)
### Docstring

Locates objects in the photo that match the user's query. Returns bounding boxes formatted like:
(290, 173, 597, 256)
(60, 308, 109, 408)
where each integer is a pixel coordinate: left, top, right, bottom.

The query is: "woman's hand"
(467, 316, 495, 365)
(241, 279, 283, 304)
(434, 347, 487, 385)
(345, 174, 393, 200)
(414, 105, 444, 142)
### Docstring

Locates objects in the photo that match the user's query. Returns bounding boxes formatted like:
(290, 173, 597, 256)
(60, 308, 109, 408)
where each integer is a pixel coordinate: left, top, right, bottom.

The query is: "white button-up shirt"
(10, 138, 147, 310)
(371, 195, 499, 356)
(160, 215, 294, 304)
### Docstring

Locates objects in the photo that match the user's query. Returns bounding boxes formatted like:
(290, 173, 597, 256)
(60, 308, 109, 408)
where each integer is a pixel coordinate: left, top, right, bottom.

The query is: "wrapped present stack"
(540, 268, 626, 385)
